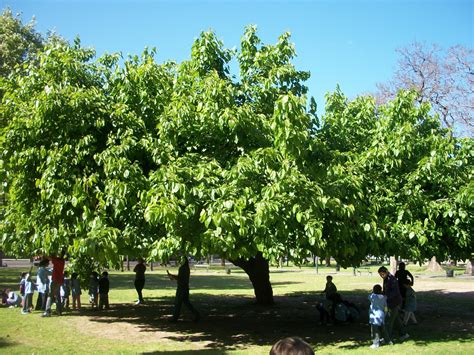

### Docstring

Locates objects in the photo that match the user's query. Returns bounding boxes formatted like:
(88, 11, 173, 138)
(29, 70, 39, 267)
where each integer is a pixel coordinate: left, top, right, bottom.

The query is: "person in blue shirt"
(368, 284, 390, 348)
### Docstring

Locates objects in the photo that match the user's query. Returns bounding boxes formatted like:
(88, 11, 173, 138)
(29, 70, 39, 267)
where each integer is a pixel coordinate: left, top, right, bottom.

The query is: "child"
(61, 271, 71, 310)
(317, 276, 338, 325)
(368, 284, 390, 348)
(7, 290, 21, 307)
(71, 272, 82, 310)
(88, 271, 99, 309)
(19, 272, 27, 307)
(1, 288, 9, 305)
(21, 268, 35, 314)
(402, 280, 417, 325)
(98, 271, 110, 310)
(322, 275, 337, 300)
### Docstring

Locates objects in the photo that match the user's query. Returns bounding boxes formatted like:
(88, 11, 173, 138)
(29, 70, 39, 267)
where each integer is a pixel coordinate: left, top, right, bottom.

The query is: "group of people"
(314, 262, 417, 349)
(316, 275, 360, 325)
(7, 254, 68, 316)
(1, 252, 83, 316)
(368, 262, 416, 348)
(2, 254, 200, 323)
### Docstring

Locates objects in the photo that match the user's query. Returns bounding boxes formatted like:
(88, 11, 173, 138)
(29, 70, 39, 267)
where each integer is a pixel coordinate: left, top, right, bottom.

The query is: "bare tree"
(376, 42, 474, 136)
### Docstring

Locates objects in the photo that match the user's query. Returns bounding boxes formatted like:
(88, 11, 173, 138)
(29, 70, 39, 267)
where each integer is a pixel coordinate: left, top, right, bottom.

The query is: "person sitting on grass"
(7, 290, 21, 307)
(316, 275, 338, 325)
(368, 284, 391, 348)
(167, 256, 200, 322)
(321, 275, 337, 299)
(270, 336, 314, 355)
(1, 288, 9, 305)
(402, 280, 417, 326)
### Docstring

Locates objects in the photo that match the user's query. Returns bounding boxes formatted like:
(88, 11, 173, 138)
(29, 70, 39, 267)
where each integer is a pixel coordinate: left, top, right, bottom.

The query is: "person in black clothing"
(167, 257, 200, 322)
(395, 262, 414, 302)
(98, 271, 109, 310)
(134, 258, 146, 304)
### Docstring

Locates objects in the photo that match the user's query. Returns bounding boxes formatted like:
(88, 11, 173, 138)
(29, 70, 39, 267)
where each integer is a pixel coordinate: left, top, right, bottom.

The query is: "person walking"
(167, 257, 200, 322)
(378, 266, 409, 342)
(133, 258, 146, 304)
(395, 262, 414, 303)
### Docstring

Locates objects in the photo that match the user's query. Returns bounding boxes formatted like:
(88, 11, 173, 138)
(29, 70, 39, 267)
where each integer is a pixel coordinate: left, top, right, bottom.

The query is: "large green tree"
(1, 26, 472, 306)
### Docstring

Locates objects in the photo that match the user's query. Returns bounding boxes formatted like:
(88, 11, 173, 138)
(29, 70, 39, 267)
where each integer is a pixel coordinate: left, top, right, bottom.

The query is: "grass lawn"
(0, 264, 473, 354)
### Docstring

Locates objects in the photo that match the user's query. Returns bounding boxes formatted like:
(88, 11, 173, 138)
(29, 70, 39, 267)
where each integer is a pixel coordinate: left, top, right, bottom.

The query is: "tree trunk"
(427, 256, 443, 272)
(390, 256, 398, 275)
(231, 252, 274, 305)
(466, 258, 474, 276)
(325, 256, 331, 267)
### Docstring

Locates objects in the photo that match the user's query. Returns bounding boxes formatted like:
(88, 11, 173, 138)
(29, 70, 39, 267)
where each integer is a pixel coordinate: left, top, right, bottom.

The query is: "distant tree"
(376, 42, 474, 136)
(0, 8, 43, 78)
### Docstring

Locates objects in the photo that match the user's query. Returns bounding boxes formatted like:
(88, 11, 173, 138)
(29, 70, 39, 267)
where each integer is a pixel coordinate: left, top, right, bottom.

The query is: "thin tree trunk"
(466, 258, 474, 276)
(390, 256, 398, 275)
(231, 252, 274, 305)
(325, 256, 331, 267)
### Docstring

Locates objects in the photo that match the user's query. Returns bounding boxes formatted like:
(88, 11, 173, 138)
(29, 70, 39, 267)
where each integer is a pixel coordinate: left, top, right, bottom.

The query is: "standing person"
(395, 262, 414, 303)
(167, 257, 200, 322)
(43, 252, 66, 317)
(88, 271, 99, 309)
(61, 271, 71, 310)
(19, 272, 27, 308)
(98, 271, 110, 310)
(71, 272, 82, 310)
(368, 284, 391, 348)
(378, 266, 409, 342)
(133, 258, 146, 305)
(21, 268, 35, 314)
(402, 280, 417, 325)
(35, 259, 51, 311)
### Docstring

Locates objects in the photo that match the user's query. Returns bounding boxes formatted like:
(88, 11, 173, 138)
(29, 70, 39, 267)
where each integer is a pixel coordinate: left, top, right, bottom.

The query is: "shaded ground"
(62, 288, 473, 352)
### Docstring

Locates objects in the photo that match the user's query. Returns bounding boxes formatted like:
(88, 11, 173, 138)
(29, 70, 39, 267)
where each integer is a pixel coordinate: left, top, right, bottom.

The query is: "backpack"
(334, 302, 349, 322)
(342, 300, 360, 322)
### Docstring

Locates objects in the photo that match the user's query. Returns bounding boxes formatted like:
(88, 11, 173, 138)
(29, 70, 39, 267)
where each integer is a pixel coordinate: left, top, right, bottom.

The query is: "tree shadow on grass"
(107, 273, 302, 291)
(0, 337, 18, 350)
(69, 288, 473, 353)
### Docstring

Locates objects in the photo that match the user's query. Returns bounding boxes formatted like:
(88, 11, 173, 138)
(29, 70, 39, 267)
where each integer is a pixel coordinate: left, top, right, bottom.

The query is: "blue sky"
(4, 0, 473, 111)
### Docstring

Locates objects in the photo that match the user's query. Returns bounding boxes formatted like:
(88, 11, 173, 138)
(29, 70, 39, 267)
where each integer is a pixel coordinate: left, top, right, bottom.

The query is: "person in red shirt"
(42, 250, 66, 317)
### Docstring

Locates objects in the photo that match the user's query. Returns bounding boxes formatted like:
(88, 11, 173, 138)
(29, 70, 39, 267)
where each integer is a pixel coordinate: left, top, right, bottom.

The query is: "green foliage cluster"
(0, 23, 472, 270)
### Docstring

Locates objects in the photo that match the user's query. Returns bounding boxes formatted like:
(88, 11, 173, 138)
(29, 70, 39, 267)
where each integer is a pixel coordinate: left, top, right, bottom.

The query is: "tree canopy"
(1, 26, 472, 282)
